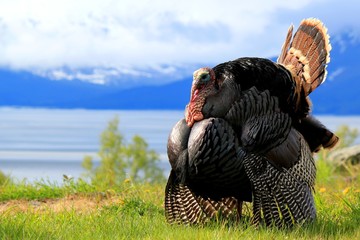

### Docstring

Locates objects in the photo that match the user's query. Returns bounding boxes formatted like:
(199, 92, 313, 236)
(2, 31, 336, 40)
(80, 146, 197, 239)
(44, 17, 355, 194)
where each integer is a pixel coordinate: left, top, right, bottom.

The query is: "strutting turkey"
(165, 18, 339, 227)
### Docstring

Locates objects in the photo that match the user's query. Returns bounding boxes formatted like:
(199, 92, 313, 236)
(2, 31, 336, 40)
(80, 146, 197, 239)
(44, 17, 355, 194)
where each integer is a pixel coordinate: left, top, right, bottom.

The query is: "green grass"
(0, 160, 359, 240)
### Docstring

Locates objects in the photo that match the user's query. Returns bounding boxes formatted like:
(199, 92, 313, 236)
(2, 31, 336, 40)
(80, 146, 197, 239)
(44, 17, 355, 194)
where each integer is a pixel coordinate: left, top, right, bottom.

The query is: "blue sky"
(0, 0, 359, 86)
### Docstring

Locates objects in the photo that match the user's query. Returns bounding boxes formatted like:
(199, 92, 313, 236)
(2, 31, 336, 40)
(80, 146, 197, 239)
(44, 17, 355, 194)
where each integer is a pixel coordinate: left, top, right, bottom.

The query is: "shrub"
(82, 116, 165, 187)
(0, 170, 11, 185)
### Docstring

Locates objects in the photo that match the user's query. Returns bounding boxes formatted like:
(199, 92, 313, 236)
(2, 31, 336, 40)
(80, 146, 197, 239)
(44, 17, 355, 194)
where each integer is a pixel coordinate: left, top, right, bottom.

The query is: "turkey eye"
(200, 74, 210, 82)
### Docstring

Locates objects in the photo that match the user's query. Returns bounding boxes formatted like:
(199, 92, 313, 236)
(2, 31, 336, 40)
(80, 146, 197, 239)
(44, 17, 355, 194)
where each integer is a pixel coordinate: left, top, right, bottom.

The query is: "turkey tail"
(278, 18, 331, 96)
(165, 170, 238, 224)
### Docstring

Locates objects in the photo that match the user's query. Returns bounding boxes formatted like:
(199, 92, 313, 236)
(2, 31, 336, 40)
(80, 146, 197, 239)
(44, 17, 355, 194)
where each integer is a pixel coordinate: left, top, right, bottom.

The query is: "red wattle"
(191, 89, 199, 101)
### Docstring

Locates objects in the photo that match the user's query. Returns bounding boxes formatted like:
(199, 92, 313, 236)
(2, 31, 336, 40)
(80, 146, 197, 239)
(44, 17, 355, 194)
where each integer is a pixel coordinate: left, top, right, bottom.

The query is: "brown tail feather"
(278, 18, 331, 96)
(278, 24, 294, 64)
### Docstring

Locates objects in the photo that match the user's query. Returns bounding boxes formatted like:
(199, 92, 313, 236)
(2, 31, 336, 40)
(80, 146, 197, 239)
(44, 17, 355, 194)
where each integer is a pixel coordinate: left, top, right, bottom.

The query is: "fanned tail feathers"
(278, 18, 331, 96)
(278, 18, 338, 151)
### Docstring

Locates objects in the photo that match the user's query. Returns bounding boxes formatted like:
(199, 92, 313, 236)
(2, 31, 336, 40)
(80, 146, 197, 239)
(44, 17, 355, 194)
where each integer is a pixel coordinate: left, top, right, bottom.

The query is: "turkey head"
(185, 67, 216, 127)
(185, 67, 240, 127)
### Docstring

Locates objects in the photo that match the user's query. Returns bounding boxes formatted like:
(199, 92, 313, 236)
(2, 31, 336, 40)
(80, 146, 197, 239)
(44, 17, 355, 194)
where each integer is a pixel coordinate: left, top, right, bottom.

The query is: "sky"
(0, 0, 359, 85)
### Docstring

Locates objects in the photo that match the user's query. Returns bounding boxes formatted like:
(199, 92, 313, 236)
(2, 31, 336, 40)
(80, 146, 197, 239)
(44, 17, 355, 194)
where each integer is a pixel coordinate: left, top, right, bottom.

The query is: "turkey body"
(169, 118, 252, 202)
(165, 18, 338, 227)
(166, 87, 316, 226)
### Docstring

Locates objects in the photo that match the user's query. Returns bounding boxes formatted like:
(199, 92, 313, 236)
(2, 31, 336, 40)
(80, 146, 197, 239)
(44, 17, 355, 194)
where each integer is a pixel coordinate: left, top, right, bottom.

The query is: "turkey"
(165, 18, 339, 227)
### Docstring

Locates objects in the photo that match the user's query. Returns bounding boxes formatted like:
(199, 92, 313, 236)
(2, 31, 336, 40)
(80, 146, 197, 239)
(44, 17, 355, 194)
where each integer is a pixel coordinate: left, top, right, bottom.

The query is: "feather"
(278, 18, 331, 96)
(165, 170, 240, 224)
(243, 135, 316, 227)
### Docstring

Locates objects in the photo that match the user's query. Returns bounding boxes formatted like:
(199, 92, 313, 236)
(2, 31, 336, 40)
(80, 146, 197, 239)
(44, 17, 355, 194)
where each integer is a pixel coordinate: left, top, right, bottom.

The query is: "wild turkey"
(165, 18, 339, 227)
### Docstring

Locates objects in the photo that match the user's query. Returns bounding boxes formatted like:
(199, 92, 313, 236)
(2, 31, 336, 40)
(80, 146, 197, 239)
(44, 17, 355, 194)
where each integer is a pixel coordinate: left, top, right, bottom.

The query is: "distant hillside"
(0, 34, 358, 114)
(84, 80, 191, 110)
(0, 68, 191, 110)
(0, 69, 113, 108)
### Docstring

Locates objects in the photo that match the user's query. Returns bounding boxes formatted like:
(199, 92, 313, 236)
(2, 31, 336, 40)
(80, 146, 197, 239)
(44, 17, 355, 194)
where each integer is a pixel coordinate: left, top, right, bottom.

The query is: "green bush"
(316, 125, 359, 185)
(82, 116, 165, 187)
(333, 125, 358, 149)
(0, 170, 11, 185)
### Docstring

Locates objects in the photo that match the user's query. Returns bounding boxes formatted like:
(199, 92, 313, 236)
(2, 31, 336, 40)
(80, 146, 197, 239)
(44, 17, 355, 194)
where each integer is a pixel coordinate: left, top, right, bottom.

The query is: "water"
(0, 108, 183, 183)
(0, 107, 359, 183)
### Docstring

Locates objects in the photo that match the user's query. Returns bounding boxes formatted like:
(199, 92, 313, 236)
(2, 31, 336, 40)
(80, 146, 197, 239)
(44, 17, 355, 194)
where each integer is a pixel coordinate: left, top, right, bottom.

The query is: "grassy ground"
(0, 158, 359, 239)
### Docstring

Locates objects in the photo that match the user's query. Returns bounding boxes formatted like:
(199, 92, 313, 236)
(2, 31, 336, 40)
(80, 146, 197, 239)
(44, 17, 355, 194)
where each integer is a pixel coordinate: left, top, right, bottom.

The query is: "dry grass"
(0, 194, 125, 215)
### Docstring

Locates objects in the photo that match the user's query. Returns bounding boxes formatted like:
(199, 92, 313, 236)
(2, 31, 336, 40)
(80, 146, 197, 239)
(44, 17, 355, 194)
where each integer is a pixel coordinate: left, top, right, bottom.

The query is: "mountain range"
(0, 35, 358, 115)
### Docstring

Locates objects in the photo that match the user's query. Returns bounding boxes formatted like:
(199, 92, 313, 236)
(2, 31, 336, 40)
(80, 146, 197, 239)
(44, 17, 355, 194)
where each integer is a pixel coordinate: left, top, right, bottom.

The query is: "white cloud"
(328, 67, 344, 81)
(0, 0, 358, 85)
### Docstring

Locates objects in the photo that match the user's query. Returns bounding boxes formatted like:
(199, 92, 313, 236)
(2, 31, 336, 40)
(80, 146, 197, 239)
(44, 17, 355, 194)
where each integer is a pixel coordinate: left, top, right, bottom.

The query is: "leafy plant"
(316, 125, 360, 185)
(333, 125, 358, 149)
(82, 116, 165, 187)
(0, 170, 11, 185)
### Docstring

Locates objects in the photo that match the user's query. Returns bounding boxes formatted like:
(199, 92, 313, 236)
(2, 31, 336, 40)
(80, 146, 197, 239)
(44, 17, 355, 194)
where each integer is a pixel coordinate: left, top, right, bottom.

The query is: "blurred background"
(0, 0, 359, 183)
